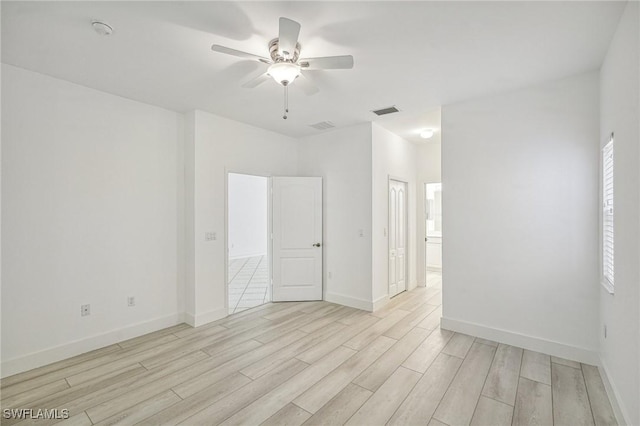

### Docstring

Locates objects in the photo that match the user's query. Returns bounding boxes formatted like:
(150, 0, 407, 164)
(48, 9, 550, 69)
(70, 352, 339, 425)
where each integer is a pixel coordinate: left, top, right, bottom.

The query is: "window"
(602, 136, 614, 293)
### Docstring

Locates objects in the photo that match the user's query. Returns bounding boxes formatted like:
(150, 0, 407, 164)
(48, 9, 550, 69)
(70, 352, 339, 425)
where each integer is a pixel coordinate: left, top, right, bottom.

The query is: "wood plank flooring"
(0, 273, 618, 425)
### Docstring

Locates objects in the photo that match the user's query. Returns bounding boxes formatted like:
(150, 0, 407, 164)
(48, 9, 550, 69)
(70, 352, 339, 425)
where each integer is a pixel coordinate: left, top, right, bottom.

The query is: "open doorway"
(425, 183, 442, 288)
(227, 173, 270, 314)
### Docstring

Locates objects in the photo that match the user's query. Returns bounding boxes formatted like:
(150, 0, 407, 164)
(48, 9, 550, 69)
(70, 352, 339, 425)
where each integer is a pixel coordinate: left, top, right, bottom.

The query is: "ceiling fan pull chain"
(283, 85, 289, 120)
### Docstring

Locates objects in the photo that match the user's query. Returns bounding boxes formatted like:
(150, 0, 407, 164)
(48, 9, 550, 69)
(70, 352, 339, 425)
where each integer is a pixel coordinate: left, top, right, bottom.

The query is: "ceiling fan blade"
(299, 55, 354, 70)
(278, 17, 301, 59)
(211, 45, 271, 64)
(242, 73, 271, 88)
(296, 74, 320, 96)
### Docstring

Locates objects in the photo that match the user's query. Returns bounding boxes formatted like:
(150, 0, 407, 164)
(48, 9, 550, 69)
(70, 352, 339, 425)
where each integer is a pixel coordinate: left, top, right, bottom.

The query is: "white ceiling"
(2, 1, 625, 138)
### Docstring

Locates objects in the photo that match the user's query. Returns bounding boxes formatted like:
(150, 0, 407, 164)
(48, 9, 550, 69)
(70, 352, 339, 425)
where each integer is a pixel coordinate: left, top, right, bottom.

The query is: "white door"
(389, 179, 408, 297)
(272, 177, 323, 301)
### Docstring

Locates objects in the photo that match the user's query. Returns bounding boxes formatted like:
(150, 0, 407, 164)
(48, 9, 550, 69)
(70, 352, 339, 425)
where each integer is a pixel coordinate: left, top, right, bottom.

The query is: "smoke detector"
(91, 20, 113, 36)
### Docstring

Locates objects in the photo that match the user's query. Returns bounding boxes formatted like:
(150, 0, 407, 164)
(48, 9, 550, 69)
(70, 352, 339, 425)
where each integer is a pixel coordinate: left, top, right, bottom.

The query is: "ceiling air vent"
(309, 121, 335, 130)
(372, 106, 400, 116)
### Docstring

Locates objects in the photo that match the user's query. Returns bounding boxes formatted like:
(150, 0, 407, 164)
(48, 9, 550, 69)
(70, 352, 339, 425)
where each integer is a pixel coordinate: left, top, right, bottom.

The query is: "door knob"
(313, 243, 322, 247)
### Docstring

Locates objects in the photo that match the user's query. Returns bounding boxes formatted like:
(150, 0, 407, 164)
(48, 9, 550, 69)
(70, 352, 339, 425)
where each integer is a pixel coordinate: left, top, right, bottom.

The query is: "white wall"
(1, 13, 4, 375)
(1, 65, 183, 375)
(184, 111, 196, 319)
(441, 72, 601, 363)
(371, 124, 418, 306)
(297, 124, 373, 310)
(417, 142, 442, 185)
(184, 110, 297, 326)
(228, 173, 267, 259)
(599, 2, 640, 424)
(416, 141, 442, 286)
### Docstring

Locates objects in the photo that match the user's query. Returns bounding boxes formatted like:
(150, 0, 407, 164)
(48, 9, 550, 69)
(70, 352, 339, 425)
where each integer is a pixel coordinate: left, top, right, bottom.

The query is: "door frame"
(388, 175, 409, 298)
(224, 169, 273, 316)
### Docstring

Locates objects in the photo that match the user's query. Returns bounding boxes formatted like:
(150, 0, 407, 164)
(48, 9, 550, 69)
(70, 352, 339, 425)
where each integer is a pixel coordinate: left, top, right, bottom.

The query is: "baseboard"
(372, 295, 389, 311)
(184, 312, 196, 327)
(427, 266, 442, 271)
(597, 357, 632, 425)
(325, 292, 373, 311)
(1, 312, 184, 378)
(185, 307, 228, 327)
(440, 316, 599, 365)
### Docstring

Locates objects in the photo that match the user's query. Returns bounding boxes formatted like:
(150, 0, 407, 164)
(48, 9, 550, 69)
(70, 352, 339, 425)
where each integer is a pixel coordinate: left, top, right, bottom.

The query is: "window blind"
(602, 138, 614, 291)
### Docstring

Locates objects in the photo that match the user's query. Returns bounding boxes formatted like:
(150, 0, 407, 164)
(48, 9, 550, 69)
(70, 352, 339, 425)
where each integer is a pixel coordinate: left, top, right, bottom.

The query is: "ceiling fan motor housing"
(269, 38, 301, 63)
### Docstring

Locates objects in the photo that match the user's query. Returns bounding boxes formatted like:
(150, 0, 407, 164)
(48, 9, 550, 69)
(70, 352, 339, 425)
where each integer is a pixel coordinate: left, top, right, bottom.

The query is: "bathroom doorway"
(227, 173, 270, 314)
(425, 182, 442, 288)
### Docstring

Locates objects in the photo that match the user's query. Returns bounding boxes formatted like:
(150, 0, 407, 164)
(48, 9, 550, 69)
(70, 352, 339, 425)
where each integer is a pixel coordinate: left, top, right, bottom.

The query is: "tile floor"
(228, 255, 270, 314)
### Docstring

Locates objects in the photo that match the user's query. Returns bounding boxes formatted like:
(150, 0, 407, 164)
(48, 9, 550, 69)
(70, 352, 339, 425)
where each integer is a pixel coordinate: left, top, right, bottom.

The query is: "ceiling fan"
(211, 17, 354, 119)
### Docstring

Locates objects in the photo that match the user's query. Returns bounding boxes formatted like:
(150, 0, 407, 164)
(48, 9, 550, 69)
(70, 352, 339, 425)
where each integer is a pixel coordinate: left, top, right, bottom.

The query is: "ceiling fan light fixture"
(268, 62, 301, 86)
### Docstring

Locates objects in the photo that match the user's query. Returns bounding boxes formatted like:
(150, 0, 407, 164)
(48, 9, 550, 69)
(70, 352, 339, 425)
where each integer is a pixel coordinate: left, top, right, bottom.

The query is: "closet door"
(389, 179, 407, 297)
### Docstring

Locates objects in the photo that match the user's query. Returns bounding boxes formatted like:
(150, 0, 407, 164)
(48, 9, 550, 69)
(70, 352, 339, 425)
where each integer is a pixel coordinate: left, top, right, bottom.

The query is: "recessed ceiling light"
(91, 20, 113, 36)
(420, 129, 435, 139)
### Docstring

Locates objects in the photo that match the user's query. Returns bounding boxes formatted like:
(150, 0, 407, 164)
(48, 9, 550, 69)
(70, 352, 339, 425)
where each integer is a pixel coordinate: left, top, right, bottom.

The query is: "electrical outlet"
(81, 304, 90, 316)
(127, 296, 135, 307)
(358, 229, 364, 237)
(205, 232, 217, 241)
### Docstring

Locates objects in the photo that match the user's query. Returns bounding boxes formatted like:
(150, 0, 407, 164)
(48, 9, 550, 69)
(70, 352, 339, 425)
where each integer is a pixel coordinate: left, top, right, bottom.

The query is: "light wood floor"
(1, 274, 617, 426)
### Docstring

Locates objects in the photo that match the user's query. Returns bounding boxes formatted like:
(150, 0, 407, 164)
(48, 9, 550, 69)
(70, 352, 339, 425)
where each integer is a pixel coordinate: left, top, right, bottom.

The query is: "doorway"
(389, 178, 408, 298)
(425, 182, 442, 287)
(227, 173, 270, 314)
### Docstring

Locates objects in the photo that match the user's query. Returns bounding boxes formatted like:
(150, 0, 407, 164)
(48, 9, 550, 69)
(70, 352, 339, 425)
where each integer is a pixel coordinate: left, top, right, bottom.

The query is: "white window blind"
(602, 138, 614, 292)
